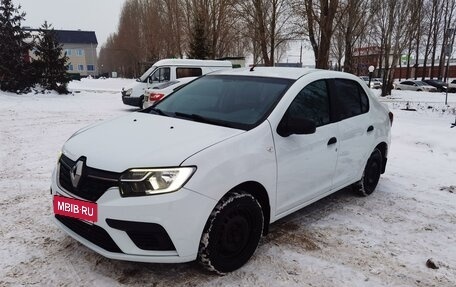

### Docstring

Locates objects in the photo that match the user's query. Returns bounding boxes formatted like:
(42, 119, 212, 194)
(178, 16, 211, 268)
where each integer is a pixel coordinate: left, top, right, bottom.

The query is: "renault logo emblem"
(70, 160, 83, 188)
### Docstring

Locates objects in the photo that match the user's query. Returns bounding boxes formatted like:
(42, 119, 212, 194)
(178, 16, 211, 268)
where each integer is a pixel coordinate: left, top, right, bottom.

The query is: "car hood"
(62, 113, 244, 172)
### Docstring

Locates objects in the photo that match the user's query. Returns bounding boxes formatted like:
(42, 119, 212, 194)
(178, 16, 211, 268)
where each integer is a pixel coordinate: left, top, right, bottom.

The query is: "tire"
(198, 192, 264, 274)
(354, 149, 383, 196)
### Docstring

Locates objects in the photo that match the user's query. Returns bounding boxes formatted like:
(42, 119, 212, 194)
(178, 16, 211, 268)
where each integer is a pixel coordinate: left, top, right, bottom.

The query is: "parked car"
(448, 79, 456, 92)
(121, 59, 232, 107)
(395, 80, 437, 92)
(359, 76, 382, 89)
(422, 79, 449, 92)
(52, 68, 392, 274)
(142, 77, 197, 109)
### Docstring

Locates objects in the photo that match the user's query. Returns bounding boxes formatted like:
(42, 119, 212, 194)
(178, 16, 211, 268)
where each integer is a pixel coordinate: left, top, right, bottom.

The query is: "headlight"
(125, 88, 132, 96)
(119, 167, 196, 196)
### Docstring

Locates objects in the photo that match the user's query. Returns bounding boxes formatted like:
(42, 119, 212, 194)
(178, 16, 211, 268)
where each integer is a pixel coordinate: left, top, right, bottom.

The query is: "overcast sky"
(13, 0, 126, 49)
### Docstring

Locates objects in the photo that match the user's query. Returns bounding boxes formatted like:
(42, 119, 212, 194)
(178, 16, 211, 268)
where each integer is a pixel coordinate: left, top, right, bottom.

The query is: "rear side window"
(176, 68, 202, 78)
(287, 80, 330, 127)
(333, 79, 369, 120)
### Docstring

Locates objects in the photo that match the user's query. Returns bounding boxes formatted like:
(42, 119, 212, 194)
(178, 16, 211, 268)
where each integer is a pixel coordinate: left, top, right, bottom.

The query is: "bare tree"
(236, 0, 291, 66)
(371, 0, 417, 96)
(293, 0, 342, 69)
(437, 0, 456, 80)
(340, 0, 369, 74)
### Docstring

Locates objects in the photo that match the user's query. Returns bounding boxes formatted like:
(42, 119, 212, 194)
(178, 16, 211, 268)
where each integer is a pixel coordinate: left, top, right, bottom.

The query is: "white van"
(121, 59, 232, 107)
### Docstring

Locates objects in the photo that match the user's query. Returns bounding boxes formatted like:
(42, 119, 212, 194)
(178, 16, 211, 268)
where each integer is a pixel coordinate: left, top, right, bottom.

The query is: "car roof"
(153, 59, 232, 67)
(210, 67, 359, 81)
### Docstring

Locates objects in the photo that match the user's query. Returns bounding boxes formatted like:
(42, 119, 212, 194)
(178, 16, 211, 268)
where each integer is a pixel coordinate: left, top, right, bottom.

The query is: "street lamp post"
(368, 65, 375, 88)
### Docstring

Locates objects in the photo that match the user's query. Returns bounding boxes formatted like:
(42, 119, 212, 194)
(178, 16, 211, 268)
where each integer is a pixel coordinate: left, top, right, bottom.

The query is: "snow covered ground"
(68, 77, 135, 93)
(0, 80, 455, 286)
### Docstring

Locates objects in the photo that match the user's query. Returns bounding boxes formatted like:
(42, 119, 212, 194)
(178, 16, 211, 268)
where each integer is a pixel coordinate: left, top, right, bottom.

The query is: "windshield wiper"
(149, 107, 168, 116)
(174, 112, 219, 125)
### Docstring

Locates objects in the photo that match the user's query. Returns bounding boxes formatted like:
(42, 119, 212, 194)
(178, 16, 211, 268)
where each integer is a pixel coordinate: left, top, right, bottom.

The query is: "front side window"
(151, 67, 170, 82)
(151, 75, 293, 130)
(286, 80, 330, 127)
(333, 79, 369, 120)
(176, 68, 202, 78)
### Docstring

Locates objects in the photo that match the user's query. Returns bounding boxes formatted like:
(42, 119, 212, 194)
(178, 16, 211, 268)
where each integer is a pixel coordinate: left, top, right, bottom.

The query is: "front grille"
(106, 219, 176, 251)
(58, 154, 121, 202)
(56, 215, 122, 253)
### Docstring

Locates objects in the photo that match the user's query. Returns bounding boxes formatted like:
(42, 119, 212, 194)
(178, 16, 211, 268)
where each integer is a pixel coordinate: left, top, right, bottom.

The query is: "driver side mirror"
(277, 113, 316, 137)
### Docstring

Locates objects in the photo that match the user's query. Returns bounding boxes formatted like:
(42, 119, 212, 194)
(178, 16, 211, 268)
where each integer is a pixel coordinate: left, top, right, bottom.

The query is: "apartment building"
(56, 30, 98, 77)
(25, 28, 98, 77)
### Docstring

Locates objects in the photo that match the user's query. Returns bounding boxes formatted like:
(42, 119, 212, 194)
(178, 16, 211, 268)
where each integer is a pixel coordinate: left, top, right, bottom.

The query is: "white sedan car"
(359, 76, 382, 89)
(51, 68, 392, 274)
(395, 80, 437, 92)
(142, 77, 197, 109)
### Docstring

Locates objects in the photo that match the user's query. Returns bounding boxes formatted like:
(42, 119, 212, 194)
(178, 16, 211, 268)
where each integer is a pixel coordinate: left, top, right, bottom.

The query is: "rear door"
(274, 80, 339, 214)
(330, 78, 375, 189)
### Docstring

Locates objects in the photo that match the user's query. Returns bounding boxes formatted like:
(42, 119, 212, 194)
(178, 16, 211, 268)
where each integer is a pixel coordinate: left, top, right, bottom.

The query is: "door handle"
(367, 125, 374, 132)
(327, 137, 337, 146)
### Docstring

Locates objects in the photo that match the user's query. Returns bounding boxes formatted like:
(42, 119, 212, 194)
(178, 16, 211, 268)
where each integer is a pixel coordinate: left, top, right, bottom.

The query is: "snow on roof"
(23, 28, 98, 45)
(54, 30, 98, 45)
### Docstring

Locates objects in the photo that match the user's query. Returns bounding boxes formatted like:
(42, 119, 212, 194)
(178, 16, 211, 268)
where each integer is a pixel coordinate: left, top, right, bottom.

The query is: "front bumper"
(121, 93, 142, 107)
(51, 170, 216, 263)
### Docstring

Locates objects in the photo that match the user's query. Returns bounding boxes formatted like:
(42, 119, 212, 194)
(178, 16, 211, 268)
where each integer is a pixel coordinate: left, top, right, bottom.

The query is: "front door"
(274, 80, 339, 215)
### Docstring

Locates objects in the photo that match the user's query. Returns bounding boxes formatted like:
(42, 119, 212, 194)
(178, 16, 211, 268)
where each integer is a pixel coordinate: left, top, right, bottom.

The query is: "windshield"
(139, 66, 157, 82)
(145, 75, 294, 130)
(415, 81, 427, 86)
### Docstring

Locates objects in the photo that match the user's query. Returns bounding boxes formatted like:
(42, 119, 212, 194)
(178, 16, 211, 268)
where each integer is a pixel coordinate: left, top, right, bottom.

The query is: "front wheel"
(354, 149, 383, 196)
(198, 192, 264, 274)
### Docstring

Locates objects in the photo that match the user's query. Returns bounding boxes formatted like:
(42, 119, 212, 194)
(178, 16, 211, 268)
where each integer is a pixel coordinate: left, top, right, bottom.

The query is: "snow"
(1, 81, 455, 286)
(68, 77, 136, 93)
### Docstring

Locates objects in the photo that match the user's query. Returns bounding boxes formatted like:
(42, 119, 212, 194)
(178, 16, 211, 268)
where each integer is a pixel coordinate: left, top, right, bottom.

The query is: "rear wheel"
(354, 149, 383, 196)
(198, 192, 264, 274)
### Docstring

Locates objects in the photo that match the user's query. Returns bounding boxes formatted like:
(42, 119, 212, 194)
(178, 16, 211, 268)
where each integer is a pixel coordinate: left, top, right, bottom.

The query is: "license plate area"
(53, 195, 98, 223)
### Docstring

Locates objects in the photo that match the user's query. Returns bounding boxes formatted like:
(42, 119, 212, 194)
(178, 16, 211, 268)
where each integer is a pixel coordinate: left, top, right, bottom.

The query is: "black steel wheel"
(354, 149, 383, 196)
(198, 192, 264, 274)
